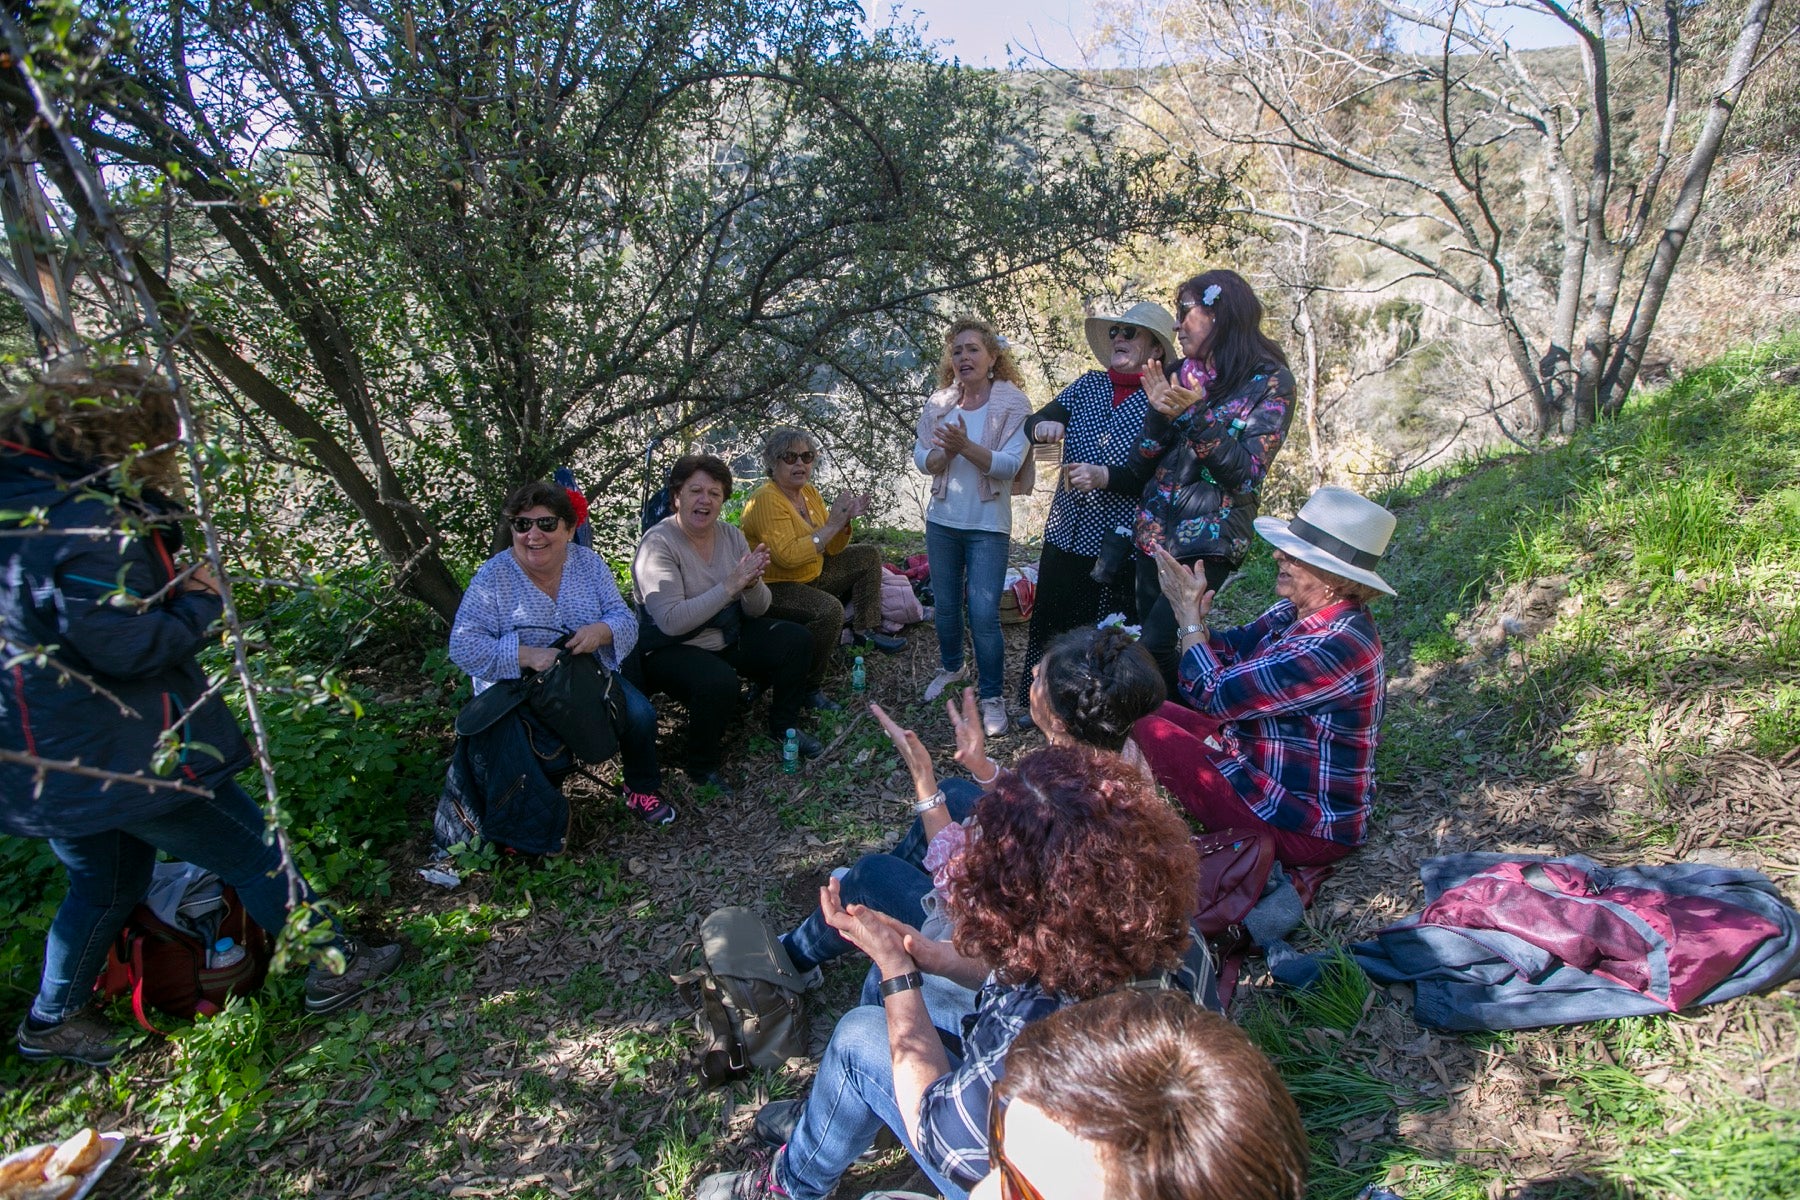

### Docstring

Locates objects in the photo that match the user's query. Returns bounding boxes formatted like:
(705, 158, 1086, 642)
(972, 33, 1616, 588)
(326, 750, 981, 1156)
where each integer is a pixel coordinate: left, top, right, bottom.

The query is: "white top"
(912, 404, 1027, 534)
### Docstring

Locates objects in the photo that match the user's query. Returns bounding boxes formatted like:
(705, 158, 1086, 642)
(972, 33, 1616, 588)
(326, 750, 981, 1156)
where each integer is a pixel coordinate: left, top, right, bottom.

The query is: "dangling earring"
(987, 367, 995, 380)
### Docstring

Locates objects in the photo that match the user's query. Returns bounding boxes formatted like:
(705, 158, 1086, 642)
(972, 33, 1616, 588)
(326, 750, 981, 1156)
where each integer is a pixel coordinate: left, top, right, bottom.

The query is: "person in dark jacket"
(1122, 269, 1295, 695)
(0, 365, 400, 1068)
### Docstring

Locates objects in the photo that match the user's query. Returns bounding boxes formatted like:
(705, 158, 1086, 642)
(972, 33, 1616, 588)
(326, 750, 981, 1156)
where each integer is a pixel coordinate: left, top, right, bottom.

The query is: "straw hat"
(1252, 486, 1397, 596)
(1084, 301, 1178, 370)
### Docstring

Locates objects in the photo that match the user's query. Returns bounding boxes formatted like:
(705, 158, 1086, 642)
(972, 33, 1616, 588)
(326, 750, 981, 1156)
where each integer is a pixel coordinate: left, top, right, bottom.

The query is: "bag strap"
(126, 934, 169, 1037)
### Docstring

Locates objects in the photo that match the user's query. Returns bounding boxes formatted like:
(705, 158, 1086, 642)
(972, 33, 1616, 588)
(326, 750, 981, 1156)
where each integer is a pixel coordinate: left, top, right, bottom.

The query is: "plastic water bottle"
(210, 937, 246, 969)
(782, 728, 800, 774)
(851, 655, 867, 692)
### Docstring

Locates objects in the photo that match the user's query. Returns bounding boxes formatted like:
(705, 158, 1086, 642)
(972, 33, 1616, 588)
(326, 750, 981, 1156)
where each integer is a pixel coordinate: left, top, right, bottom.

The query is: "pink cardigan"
(915, 380, 1036, 502)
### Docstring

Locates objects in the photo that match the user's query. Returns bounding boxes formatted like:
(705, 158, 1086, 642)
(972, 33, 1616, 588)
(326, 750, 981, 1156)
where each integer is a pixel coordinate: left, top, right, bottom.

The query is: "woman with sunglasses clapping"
(1012, 301, 1177, 729)
(740, 427, 904, 711)
(445, 480, 673, 829)
(1117, 270, 1296, 697)
(914, 318, 1035, 737)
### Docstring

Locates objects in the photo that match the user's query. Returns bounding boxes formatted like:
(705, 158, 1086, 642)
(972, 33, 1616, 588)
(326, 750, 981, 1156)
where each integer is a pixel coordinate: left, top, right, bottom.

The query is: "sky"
(864, 0, 1580, 68)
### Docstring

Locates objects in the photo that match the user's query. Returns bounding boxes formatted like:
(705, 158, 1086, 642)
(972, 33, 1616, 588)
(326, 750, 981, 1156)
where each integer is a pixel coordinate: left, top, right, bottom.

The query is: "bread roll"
(0, 1145, 55, 1193)
(6, 1177, 80, 1200)
(44, 1131, 100, 1179)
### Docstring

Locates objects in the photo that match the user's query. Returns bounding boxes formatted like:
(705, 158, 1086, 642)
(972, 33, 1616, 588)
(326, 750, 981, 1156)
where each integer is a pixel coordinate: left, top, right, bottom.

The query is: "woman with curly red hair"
(696, 745, 1197, 1200)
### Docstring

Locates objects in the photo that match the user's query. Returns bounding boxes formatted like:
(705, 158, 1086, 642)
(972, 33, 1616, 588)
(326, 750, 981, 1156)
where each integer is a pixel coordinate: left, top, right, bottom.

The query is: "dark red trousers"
(1133, 702, 1353, 868)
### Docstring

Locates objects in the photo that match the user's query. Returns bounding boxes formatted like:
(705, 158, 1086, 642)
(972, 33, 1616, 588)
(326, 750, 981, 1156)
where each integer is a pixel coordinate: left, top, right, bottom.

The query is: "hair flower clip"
(995, 334, 1010, 350)
(1201, 284, 1223, 307)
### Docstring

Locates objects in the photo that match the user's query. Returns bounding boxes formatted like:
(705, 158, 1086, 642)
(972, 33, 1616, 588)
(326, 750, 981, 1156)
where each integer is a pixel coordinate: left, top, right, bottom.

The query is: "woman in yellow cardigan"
(740, 427, 906, 710)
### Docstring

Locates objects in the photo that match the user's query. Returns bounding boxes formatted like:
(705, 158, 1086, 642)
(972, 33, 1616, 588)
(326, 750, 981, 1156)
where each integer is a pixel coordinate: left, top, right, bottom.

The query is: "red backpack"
(94, 885, 273, 1033)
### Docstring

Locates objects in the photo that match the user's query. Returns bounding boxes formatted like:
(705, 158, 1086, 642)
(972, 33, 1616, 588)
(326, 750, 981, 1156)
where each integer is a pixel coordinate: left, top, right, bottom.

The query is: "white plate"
(0, 1132, 127, 1200)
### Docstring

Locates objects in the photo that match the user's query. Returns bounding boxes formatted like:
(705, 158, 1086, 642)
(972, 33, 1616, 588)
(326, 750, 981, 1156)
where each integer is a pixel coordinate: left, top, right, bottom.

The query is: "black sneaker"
(304, 937, 403, 1015)
(854, 630, 906, 655)
(802, 689, 842, 712)
(688, 768, 737, 799)
(15, 1011, 125, 1067)
(784, 729, 824, 759)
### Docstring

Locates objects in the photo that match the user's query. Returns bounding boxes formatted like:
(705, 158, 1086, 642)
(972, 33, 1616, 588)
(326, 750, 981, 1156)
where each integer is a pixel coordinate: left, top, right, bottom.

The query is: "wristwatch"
(878, 970, 925, 998)
(912, 790, 947, 815)
(1179, 623, 1206, 639)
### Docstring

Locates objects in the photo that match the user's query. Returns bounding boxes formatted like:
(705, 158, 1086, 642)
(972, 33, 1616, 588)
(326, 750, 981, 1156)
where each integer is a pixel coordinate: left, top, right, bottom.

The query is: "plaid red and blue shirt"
(1177, 598, 1385, 846)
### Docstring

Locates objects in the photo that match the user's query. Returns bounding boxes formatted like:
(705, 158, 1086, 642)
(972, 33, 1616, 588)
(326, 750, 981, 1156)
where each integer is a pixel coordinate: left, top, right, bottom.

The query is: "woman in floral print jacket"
(1119, 269, 1295, 694)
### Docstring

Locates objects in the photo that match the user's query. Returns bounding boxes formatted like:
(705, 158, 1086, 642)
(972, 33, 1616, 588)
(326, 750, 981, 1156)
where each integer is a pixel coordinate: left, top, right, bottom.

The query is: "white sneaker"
(923, 665, 968, 701)
(980, 697, 1007, 737)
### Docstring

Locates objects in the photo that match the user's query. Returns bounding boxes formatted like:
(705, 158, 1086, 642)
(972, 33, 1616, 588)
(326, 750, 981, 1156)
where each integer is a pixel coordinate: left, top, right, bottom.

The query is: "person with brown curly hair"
(977, 989, 1307, 1200)
(696, 744, 1198, 1200)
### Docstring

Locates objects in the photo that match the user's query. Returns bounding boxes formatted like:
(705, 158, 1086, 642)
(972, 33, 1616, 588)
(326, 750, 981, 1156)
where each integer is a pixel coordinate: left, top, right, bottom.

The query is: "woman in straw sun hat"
(1012, 300, 1177, 728)
(1133, 485, 1395, 866)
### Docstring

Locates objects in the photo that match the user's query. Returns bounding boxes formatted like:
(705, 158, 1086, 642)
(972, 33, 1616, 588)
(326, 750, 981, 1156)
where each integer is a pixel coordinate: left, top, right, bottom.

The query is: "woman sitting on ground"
(739, 425, 904, 711)
(696, 744, 1198, 1200)
(974, 989, 1307, 1200)
(630, 454, 819, 793)
(441, 480, 672, 833)
(1137, 485, 1394, 867)
(774, 627, 1165, 1032)
(914, 317, 1033, 735)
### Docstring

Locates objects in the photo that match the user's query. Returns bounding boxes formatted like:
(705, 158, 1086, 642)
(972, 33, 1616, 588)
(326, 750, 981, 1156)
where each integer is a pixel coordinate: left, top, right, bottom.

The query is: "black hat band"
(1288, 517, 1382, 571)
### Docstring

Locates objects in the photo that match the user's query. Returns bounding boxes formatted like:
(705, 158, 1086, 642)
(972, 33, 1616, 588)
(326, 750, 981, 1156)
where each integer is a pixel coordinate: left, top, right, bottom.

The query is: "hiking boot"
(694, 1148, 787, 1199)
(624, 789, 676, 826)
(304, 937, 403, 1015)
(979, 697, 1007, 738)
(922, 665, 967, 701)
(15, 1011, 125, 1068)
(789, 729, 824, 759)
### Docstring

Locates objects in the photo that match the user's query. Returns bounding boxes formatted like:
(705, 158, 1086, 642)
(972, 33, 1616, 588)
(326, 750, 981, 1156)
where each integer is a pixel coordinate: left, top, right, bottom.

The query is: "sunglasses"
(988, 1095, 1046, 1200)
(1176, 298, 1200, 321)
(509, 516, 563, 534)
(1106, 324, 1141, 342)
(778, 450, 817, 465)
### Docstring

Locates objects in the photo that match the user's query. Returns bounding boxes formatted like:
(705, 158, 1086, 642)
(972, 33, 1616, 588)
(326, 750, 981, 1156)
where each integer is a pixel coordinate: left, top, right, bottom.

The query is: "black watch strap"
(878, 970, 925, 998)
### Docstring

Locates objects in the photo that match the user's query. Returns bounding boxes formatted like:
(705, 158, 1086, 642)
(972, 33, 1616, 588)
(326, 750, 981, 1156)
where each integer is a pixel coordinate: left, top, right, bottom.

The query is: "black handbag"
(523, 635, 626, 764)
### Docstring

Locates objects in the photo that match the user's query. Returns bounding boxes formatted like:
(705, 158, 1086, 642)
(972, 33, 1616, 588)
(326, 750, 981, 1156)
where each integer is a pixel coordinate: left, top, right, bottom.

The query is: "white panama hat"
(1252, 486, 1397, 596)
(1084, 301, 1178, 370)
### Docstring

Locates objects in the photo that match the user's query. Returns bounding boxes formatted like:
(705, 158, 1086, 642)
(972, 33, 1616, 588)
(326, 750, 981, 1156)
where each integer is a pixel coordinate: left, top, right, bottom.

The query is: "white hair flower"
(1097, 613, 1142, 639)
(995, 334, 1010, 350)
(1202, 284, 1223, 307)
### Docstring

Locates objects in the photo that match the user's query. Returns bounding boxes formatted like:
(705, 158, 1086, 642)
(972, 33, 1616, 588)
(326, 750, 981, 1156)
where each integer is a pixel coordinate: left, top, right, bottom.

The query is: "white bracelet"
(912, 790, 946, 815)
(972, 758, 1001, 785)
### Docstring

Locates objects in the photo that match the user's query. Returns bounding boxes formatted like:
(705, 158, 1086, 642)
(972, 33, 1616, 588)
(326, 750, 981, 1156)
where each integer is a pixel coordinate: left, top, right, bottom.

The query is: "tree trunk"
(1602, 0, 1775, 412)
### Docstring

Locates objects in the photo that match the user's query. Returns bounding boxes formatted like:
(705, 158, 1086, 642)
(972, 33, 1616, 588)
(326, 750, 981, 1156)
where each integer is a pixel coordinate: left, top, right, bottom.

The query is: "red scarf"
(1107, 368, 1142, 408)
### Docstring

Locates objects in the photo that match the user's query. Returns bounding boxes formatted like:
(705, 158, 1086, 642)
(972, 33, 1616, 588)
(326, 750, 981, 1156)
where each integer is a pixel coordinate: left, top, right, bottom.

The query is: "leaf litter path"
(88, 617, 1800, 1200)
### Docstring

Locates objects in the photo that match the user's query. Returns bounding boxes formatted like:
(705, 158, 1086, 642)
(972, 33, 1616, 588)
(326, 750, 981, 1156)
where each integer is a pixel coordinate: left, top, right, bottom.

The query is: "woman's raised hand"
(828, 490, 859, 523)
(820, 876, 916, 978)
(1144, 360, 1202, 419)
(1153, 543, 1214, 627)
(945, 687, 988, 776)
(1033, 420, 1066, 445)
(871, 702, 940, 804)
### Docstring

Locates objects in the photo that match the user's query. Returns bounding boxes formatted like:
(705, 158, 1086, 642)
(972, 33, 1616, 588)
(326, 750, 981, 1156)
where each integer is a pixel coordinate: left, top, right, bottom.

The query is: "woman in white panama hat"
(1012, 300, 1177, 729)
(1132, 486, 1395, 866)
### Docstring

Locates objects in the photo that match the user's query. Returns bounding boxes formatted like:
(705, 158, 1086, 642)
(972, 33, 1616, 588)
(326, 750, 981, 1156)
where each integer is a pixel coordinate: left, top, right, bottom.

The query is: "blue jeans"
(614, 675, 662, 794)
(32, 780, 329, 1024)
(924, 522, 1010, 701)
(778, 1005, 970, 1200)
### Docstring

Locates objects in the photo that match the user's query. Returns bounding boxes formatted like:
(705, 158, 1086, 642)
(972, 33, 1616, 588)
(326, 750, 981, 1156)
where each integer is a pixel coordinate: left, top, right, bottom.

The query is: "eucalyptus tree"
(1, 0, 1218, 618)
